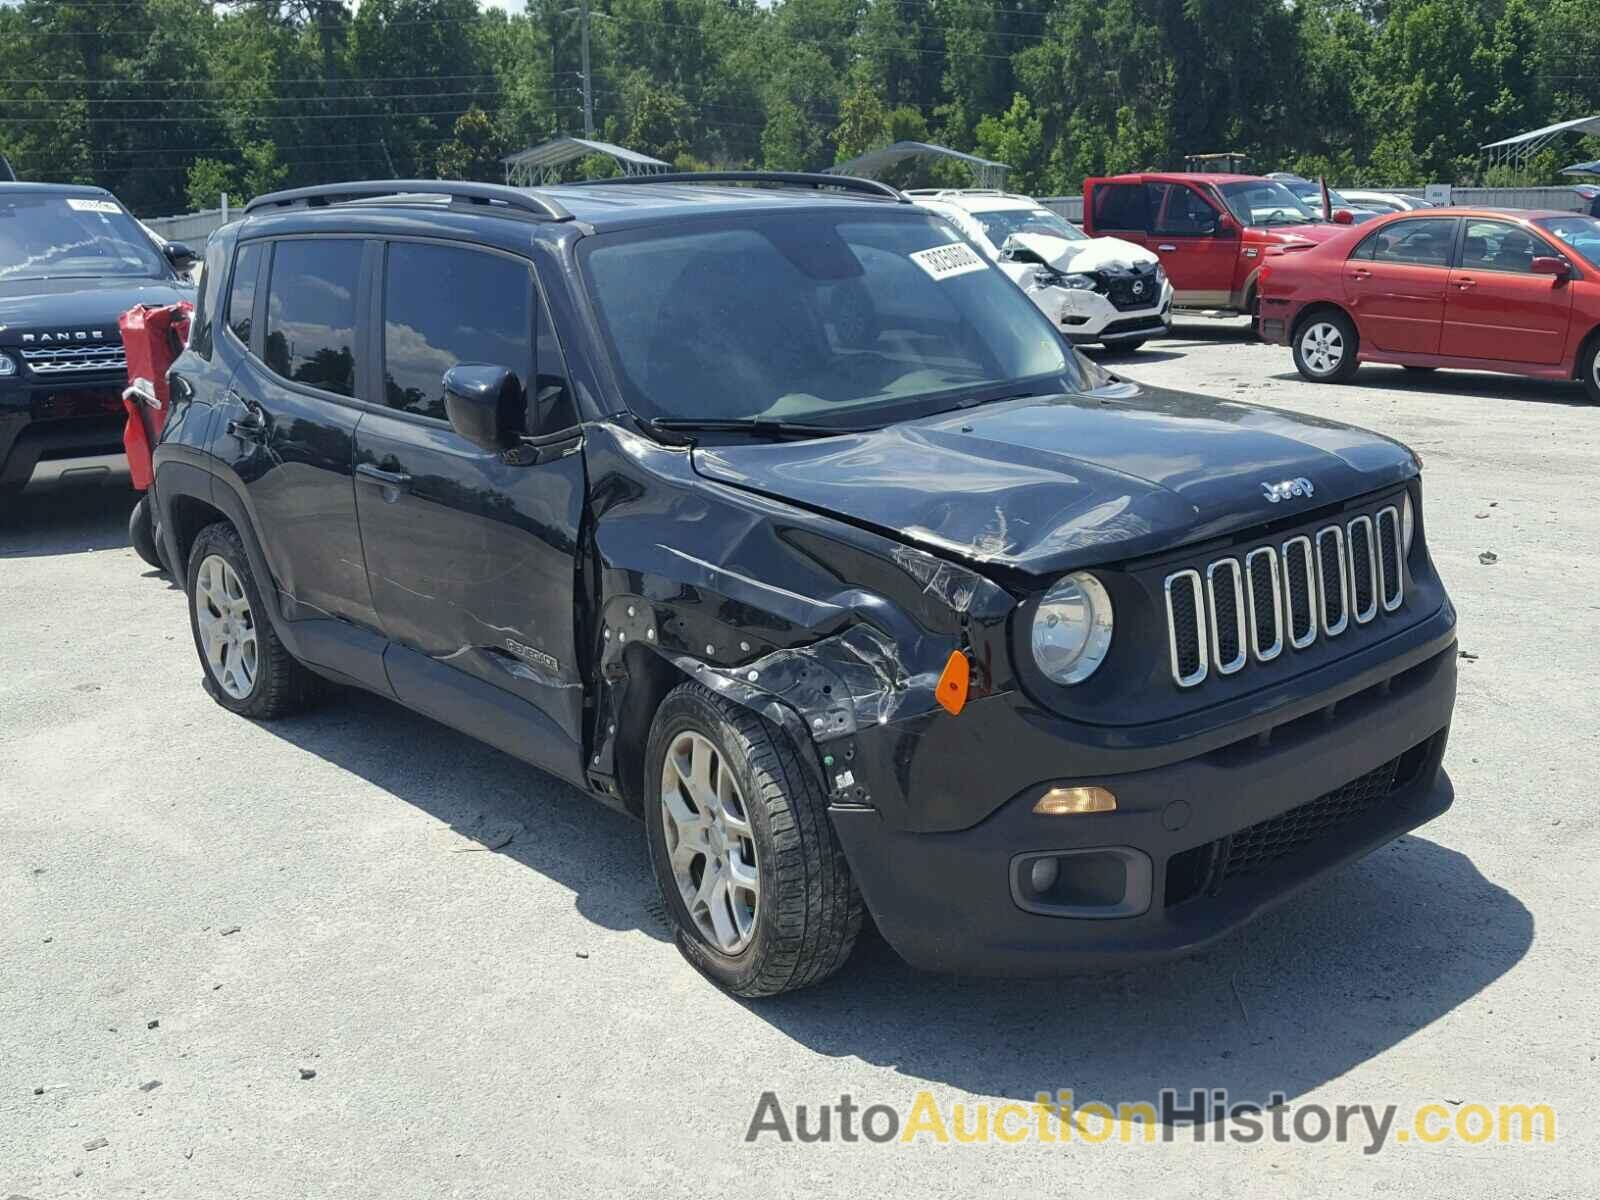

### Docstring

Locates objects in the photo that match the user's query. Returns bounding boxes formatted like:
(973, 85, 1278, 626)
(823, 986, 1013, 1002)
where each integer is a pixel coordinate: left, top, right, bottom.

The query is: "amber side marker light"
(935, 651, 970, 715)
(1033, 786, 1117, 815)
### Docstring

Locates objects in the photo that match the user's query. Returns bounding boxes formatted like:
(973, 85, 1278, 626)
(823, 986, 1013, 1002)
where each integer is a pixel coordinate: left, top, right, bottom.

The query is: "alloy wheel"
(660, 730, 760, 954)
(1300, 321, 1346, 376)
(194, 554, 258, 700)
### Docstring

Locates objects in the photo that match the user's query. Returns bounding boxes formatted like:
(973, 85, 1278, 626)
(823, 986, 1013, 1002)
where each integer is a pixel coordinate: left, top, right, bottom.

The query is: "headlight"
(1031, 572, 1114, 685)
(0, 352, 15, 377)
(1401, 492, 1415, 555)
(1057, 272, 1098, 291)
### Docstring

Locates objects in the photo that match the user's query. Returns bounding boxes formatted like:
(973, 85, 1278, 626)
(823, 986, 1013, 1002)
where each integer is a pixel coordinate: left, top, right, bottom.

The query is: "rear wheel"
(1293, 311, 1360, 383)
(128, 494, 163, 570)
(185, 521, 318, 718)
(1581, 337, 1600, 404)
(644, 682, 862, 997)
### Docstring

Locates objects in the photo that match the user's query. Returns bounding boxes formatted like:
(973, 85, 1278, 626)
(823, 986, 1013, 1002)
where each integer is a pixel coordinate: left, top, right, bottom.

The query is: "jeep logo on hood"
(1261, 477, 1315, 503)
(22, 329, 105, 343)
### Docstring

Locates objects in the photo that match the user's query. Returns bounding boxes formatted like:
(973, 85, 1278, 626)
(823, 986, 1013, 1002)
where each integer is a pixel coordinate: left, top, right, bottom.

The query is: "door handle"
(356, 463, 413, 494)
(1454, 277, 1477, 290)
(1157, 243, 1178, 252)
(226, 393, 268, 440)
(1349, 269, 1371, 281)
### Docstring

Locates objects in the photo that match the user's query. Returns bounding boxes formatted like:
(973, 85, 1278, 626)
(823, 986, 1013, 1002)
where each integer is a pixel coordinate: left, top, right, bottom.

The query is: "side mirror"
(1214, 214, 1240, 237)
(162, 241, 198, 270)
(443, 364, 523, 452)
(1531, 255, 1570, 280)
(1332, 209, 1356, 226)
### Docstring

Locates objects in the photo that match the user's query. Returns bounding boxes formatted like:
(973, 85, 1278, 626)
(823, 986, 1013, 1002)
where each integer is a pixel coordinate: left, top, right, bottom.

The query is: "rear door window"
(262, 239, 363, 397)
(1355, 218, 1458, 267)
(381, 241, 534, 423)
(1092, 182, 1148, 233)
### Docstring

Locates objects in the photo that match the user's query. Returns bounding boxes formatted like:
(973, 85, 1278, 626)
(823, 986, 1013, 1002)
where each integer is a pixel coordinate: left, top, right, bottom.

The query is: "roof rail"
(567, 171, 909, 203)
(243, 180, 572, 221)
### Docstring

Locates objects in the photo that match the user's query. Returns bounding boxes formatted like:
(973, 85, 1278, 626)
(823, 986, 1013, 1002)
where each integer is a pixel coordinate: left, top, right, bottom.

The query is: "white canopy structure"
(1481, 114, 1600, 171)
(502, 137, 670, 187)
(827, 141, 1011, 189)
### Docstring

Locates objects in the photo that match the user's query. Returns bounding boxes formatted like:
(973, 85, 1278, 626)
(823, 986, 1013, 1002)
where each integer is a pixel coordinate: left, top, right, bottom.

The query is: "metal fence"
(143, 203, 233, 244)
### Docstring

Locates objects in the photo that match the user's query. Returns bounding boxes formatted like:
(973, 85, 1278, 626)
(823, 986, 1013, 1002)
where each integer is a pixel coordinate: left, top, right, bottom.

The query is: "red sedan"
(1258, 208, 1600, 402)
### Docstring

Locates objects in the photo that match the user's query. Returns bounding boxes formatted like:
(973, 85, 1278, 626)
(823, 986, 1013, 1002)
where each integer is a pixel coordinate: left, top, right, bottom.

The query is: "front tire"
(1581, 336, 1600, 405)
(185, 521, 318, 718)
(1293, 311, 1360, 383)
(644, 682, 862, 997)
(128, 494, 163, 570)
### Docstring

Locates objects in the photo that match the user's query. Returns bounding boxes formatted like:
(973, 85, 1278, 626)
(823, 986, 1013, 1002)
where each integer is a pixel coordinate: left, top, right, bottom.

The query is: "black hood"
(691, 387, 1418, 577)
(0, 276, 192, 343)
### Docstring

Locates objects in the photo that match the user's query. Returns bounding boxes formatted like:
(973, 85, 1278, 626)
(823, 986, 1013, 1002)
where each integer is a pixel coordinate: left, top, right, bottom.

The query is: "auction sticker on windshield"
(66, 198, 121, 214)
(910, 242, 989, 281)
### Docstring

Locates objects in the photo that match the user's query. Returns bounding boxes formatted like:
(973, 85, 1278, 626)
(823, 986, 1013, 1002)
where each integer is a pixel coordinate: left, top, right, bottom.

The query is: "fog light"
(1029, 856, 1060, 893)
(1033, 786, 1116, 815)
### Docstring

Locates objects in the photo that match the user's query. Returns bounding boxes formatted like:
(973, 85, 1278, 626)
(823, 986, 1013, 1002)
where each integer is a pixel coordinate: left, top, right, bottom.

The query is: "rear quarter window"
(1093, 182, 1148, 232)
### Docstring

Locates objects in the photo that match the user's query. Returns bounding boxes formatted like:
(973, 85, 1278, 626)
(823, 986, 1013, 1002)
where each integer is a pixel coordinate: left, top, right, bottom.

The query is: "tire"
(644, 682, 862, 997)
(1292, 310, 1360, 384)
(128, 494, 163, 571)
(1581, 337, 1600, 405)
(185, 521, 318, 719)
(1246, 292, 1262, 342)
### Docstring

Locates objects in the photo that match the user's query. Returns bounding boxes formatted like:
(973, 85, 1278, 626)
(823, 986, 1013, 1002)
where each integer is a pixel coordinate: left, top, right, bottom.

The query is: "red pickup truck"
(1082, 173, 1351, 319)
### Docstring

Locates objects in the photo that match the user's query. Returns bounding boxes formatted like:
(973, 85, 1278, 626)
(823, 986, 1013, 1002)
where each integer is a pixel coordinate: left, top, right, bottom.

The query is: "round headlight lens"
(1031, 571, 1114, 685)
(1401, 492, 1415, 555)
(0, 352, 16, 378)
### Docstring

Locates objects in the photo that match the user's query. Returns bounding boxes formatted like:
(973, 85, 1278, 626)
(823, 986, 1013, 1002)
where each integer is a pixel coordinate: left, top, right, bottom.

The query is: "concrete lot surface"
(3, 319, 1595, 1197)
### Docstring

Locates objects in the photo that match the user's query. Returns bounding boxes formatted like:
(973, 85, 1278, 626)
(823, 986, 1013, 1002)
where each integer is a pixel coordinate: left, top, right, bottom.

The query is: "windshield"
(580, 211, 1078, 428)
(1538, 216, 1600, 267)
(0, 193, 167, 282)
(1216, 181, 1319, 227)
(971, 206, 1086, 244)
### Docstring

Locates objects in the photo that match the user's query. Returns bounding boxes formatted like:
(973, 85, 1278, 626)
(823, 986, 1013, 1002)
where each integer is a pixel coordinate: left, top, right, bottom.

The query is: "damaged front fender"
(579, 422, 1017, 816)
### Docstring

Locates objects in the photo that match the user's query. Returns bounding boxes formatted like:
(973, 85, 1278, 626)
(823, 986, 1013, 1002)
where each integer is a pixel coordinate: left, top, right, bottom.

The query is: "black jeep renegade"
(152, 176, 1457, 996)
(0, 183, 195, 494)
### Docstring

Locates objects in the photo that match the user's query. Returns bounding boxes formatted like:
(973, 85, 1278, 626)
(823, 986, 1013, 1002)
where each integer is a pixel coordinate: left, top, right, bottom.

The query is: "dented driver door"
(352, 239, 587, 780)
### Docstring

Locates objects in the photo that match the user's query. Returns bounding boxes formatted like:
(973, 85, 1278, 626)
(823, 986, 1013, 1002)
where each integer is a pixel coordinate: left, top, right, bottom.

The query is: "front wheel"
(644, 682, 862, 997)
(1581, 337, 1600, 404)
(1293, 312, 1360, 383)
(128, 494, 163, 570)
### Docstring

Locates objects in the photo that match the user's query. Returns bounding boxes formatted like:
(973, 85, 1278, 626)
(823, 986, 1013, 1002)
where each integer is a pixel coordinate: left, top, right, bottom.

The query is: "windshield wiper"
(643, 416, 869, 442)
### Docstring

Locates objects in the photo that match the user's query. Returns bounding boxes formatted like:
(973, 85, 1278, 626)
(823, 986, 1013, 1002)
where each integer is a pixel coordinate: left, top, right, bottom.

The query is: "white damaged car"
(908, 189, 1172, 351)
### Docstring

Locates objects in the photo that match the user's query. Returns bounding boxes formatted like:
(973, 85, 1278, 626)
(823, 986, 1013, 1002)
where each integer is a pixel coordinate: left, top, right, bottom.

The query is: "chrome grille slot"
(1206, 559, 1247, 675)
(1244, 547, 1282, 662)
(1281, 536, 1317, 649)
(1347, 515, 1378, 624)
(19, 342, 127, 375)
(1162, 500, 1412, 688)
(1164, 570, 1208, 688)
(1315, 526, 1349, 636)
(1376, 505, 1403, 611)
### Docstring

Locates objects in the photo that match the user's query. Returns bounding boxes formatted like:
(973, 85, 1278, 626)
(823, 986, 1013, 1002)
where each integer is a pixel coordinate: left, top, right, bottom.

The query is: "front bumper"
(1042, 280, 1174, 344)
(829, 637, 1457, 974)
(1, 374, 129, 490)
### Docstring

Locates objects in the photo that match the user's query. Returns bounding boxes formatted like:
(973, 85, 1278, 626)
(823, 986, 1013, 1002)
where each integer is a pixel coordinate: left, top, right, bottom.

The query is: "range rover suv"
(151, 175, 1458, 997)
(0, 183, 195, 493)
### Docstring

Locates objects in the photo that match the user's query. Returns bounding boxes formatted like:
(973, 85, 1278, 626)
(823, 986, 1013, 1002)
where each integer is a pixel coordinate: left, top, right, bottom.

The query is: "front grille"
(1104, 268, 1160, 312)
(1220, 756, 1400, 880)
(1164, 735, 1435, 906)
(19, 342, 127, 375)
(1163, 502, 1406, 687)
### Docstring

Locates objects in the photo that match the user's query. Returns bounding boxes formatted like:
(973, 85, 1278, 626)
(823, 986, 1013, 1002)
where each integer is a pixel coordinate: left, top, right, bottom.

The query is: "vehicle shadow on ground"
(257, 683, 1529, 1115)
(750, 818, 1531, 1116)
(257, 687, 671, 944)
(1267, 367, 1591, 407)
(0, 484, 135, 557)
